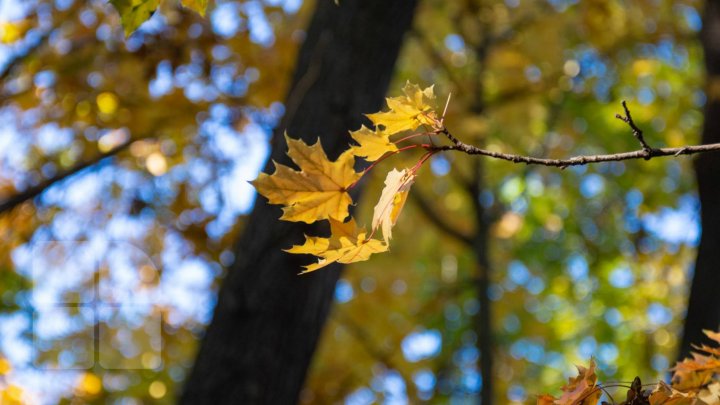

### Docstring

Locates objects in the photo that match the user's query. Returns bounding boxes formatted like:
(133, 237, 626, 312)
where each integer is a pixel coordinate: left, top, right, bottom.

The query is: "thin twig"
(430, 136, 720, 168)
(441, 92, 452, 124)
(615, 100, 655, 157)
(429, 102, 720, 168)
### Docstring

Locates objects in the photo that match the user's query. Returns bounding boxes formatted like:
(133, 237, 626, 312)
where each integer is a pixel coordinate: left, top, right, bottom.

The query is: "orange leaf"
(650, 381, 697, 405)
(557, 359, 602, 405)
(536, 394, 557, 405)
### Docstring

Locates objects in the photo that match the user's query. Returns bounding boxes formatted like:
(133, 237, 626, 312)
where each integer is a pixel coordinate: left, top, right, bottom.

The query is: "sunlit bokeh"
(0, 0, 707, 403)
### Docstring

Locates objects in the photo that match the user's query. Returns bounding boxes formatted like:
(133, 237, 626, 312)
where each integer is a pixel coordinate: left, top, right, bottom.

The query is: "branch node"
(616, 101, 656, 157)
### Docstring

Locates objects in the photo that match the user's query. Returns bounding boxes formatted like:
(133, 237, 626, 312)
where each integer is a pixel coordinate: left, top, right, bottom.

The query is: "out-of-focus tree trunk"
(180, 1, 418, 404)
(680, 0, 720, 359)
(181, 0, 416, 405)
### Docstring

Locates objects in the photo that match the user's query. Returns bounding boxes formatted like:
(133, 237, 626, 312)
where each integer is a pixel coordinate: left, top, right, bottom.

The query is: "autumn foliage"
(252, 82, 438, 273)
(540, 330, 720, 405)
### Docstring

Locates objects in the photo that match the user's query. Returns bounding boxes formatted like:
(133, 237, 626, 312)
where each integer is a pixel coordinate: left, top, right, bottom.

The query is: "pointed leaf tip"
(290, 219, 388, 273)
(367, 82, 438, 134)
(252, 136, 360, 223)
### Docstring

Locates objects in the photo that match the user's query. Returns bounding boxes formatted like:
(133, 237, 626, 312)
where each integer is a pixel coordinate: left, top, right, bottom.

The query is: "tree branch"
(427, 101, 720, 168)
(0, 141, 133, 215)
(0, 31, 51, 85)
(616, 100, 653, 154)
(410, 189, 473, 246)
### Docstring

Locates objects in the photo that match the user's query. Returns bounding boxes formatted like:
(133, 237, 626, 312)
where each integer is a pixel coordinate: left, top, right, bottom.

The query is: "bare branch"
(615, 100, 654, 154)
(429, 102, 720, 168)
(0, 141, 133, 215)
(0, 30, 51, 85)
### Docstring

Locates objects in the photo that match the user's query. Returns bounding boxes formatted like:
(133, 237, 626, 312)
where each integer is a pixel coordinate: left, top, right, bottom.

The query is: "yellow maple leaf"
(372, 168, 416, 244)
(557, 359, 602, 405)
(349, 125, 398, 161)
(366, 82, 437, 135)
(286, 218, 388, 274)
(253, 135, 361, 223)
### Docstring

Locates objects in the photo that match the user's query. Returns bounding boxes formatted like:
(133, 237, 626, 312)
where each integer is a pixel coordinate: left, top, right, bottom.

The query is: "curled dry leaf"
(698, 382, 720, 405)
(557, 358, 602, 405)
(650, 381, 698, 405)
(372, 168, 416, 244)
(672, 350, 720, 391)
(538, 332, 720, 404)
(537, 359, 602, 405)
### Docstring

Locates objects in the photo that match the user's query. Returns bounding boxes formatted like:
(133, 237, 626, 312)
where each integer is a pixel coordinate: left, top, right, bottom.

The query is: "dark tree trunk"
(180, 1, 417, 404)
(680, 0, 720, 359)
(469, 163, 493, 405)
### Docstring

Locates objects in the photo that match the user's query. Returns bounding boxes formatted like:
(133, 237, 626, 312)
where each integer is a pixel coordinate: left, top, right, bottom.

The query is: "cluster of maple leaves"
(252, 83, 438, 273)
(539, 330, 720, 405)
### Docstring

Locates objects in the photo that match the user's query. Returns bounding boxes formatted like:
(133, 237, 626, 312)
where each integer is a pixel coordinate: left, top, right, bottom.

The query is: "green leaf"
(109, 0, 161, 37)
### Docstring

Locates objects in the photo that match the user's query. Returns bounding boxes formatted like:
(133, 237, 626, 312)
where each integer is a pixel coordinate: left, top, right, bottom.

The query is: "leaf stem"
(394, 131, 436, 145)
(346, 144, 422, 190)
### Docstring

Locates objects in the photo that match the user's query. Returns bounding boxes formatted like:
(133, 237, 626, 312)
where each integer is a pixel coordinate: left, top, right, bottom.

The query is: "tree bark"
(180, 1, 417, 404)
(680, 0, 720, 359)
(470, 162, 493, 405)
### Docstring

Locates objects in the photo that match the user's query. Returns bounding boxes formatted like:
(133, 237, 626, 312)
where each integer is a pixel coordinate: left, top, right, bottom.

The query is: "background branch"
(410, 189, 473, 246)
(0, 140, 133, 215)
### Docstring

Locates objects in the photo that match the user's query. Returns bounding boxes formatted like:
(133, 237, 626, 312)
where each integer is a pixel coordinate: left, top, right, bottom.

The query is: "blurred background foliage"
(0, 0, 707, 403)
